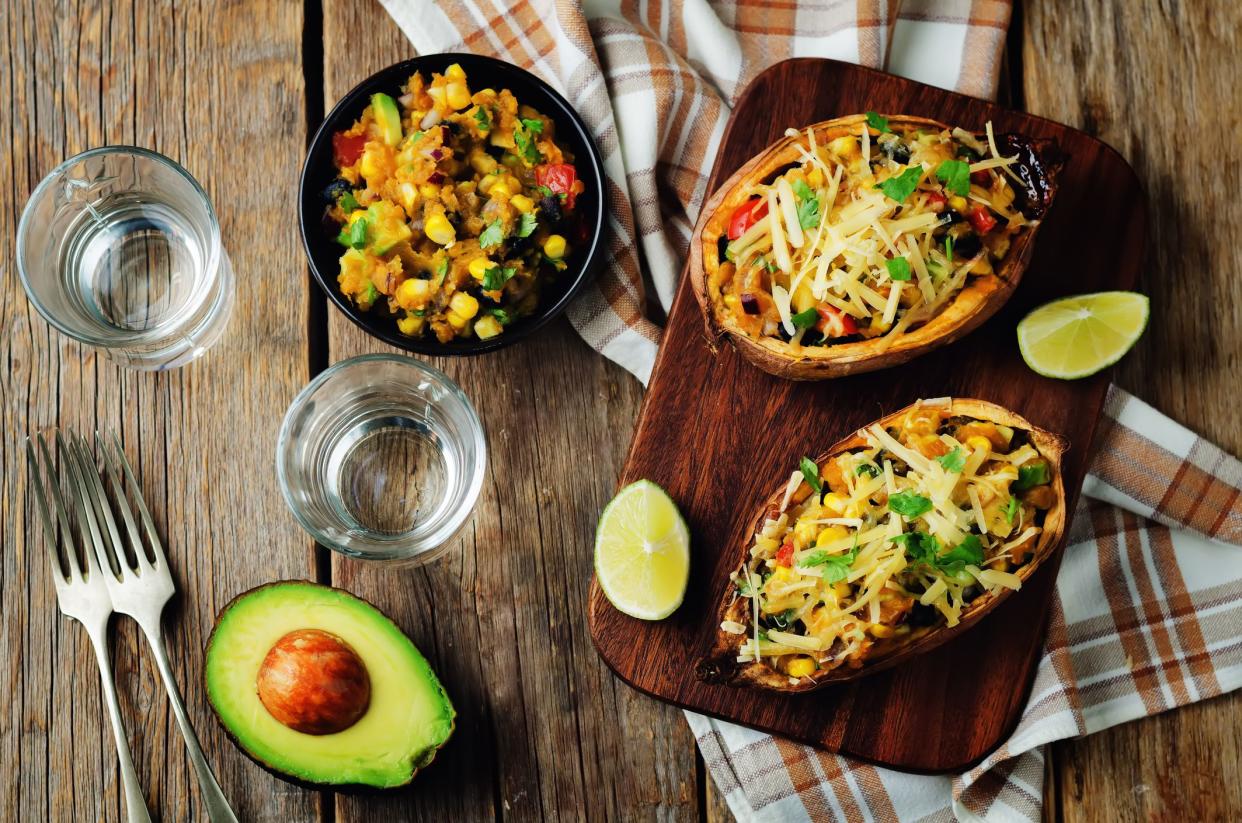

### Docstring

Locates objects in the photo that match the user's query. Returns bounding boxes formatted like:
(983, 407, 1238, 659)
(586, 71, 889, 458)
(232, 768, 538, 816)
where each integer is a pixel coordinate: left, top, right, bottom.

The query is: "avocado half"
(204, 581, 454, 790)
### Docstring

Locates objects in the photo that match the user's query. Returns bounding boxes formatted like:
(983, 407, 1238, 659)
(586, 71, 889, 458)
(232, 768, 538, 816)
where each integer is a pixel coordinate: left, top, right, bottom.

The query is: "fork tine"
(106, 431, 168, 569)
(26, 435, 74, 583)
(69, 435, 134, 577)
(39, 433, 87, 580)
(58, 430, 119, 580)
(92, 432, 153, 571)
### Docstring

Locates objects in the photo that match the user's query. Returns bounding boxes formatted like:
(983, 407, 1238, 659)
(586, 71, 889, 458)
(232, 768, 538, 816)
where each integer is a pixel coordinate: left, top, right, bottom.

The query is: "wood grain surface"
(0, 0, 1237, 819)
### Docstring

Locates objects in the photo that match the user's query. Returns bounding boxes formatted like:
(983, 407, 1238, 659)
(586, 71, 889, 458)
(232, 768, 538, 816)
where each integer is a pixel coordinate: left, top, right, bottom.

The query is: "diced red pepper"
(332, 132, 367, 167)
(926, 191, 947, 212)
(970, 169, 992, 187)
(967, 205, 998, 234)
(775, 540, 795, 568)
(816, 306, 858, 338)
(535, 163, 578, 209)
(727, 198, 769, 240)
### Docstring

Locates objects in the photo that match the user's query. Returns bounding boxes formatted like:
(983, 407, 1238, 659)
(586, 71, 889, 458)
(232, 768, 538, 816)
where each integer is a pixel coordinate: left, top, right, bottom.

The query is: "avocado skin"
(203, 580, 455, 792)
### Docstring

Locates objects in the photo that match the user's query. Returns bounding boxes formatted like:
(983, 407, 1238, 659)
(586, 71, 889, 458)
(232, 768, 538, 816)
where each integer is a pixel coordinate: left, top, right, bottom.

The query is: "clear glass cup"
(16, 146, 234, 370)
(276, 354, 487, 564)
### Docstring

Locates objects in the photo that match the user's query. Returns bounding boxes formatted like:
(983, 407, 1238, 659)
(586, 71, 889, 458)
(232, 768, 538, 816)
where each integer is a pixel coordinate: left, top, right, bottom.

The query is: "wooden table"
(1, 1, 1237, 820)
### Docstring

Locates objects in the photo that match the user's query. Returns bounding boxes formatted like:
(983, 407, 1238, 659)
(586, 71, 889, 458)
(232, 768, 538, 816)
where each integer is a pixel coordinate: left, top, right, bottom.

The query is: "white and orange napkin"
(378, 1, 1242, 819)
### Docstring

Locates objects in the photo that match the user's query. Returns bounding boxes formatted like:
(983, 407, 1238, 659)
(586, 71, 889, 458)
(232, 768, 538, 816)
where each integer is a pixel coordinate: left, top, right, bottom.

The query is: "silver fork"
(67, 432, 239, 823)
(26, 433, 153, 823)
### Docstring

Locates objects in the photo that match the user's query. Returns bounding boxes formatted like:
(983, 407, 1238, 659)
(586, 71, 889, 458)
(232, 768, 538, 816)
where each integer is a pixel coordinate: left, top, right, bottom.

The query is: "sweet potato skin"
(689, 115, 1063, 380)
(695, 398, 1069, 693)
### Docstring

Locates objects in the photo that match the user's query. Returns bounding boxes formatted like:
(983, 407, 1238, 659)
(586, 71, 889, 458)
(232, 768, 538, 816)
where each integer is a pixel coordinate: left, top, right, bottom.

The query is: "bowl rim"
(298, 53, 607, 356)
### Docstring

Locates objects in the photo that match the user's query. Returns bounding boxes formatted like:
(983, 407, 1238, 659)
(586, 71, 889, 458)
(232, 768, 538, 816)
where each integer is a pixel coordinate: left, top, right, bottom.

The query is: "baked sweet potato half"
(689, 115, 1062, 380)
(697, 398, 1068, 692)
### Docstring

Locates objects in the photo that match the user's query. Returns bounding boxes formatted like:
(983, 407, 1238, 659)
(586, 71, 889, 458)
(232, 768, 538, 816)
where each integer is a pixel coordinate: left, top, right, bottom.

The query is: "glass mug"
(17, 146, 234, 370)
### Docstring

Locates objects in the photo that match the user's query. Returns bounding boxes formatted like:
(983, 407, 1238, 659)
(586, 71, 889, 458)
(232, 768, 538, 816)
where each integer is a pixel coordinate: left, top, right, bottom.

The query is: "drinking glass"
(276, 354, 487, 564)
(17, 146, 234, 370)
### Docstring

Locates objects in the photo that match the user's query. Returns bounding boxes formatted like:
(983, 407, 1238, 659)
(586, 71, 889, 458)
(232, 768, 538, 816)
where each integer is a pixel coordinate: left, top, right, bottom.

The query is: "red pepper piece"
(727, 198, 769, 240)
(332, 132, 367, 167)
(967, 205, 998, 234)
(926, 191, 947, 212)
(816, 306, 858, 338)
(535, 163, 578, 209)
(776, 540, 795, 568)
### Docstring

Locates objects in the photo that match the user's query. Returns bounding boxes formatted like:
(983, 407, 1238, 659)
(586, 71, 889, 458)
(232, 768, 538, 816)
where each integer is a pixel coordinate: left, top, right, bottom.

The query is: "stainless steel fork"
(67, 432, 239, 823)
(27, 432, 153, 823)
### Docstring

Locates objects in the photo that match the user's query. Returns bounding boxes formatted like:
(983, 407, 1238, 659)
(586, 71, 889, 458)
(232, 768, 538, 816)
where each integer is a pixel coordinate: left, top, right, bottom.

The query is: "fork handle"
(88, 629, 153, 823)
(139, 621, 239, 823)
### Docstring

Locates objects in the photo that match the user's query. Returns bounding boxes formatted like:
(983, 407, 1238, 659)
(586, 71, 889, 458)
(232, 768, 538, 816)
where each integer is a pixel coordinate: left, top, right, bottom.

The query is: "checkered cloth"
(379, 2, 1242, 820)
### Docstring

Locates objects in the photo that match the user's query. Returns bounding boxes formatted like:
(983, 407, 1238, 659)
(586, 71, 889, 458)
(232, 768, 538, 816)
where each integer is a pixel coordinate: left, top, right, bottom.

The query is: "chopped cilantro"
(937, 534, 984, 571)
(802, 544, 859, 584)
(875, 165, 925, 203)
(359, 281, 379, 305)
(885, 256, 912, 281)
(1005, 496, 1019, 524)
(791, 179, 821, 229)
(937, 447, 965, 473)
(488, 307, 513, 325)
(770, 608, 798, 629)
(792, 179, 815, 201)
(481, 265, 517, 291)
(889, 531, 940, 565)
(735, 575, 753, 597)
(865, 111, 891, 133)
(888, 490, 932, 518)
(1014, 462, 1050, 491)
(534, 184, 554, 198)
(791, 307, 819, 330)
(514, 124, 542, 164)
(520, 117, 544, 134)
(855, 463, 879, 478)
(935, 159, 971, 197)
(478, 220, 505, 249)
(338, 191, 359, 213)
(799, 456, 822, 495)
(516, 211, 538, 238)
(473, 107, 491, 131)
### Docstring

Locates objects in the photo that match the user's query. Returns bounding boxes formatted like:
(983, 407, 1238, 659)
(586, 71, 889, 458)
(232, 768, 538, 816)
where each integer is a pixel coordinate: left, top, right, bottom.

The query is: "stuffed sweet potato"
(697, 398, 1068, 692)
(690, 114, 1061, 380)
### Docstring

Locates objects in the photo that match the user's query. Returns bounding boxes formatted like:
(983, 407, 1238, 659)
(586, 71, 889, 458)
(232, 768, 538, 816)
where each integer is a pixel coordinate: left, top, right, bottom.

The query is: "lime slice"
(1017, 291, 1149, 379)
(594, 480, 690, 620)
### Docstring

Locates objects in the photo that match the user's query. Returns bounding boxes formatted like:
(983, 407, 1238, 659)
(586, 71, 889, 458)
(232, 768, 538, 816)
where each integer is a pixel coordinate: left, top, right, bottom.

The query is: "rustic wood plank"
(0, 1, 318, 820)
(1020, 2, 1242, 820)
(317, 0, 698, 819)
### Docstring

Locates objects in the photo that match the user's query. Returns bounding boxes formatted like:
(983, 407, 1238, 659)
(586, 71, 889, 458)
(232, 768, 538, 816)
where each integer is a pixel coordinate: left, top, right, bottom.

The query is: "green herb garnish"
(516, 211, 538, 238)
(735, 575, 753, 597)
(534, 184, 554, 198)
(889, 531, 940, 565)
(855, 463, 879, 478)
(791, 307, 819, 330)
(799, 456, 822, 495)
(802, 545, 859, 584)
(885, 257, 912, 281)
(888, 490, 933, 518)
(520, 117, 544, 134)
(790, 179, 821, 229)
(1014, 462, 1050, 492)
(874, 165, 925, 203)
(936, 447, 965, 473)
(478, 220, 505, 249)
(514, 124, 542, 164)
(434, 256, 449, 279)
(481, 265, 517, 291)
(937, 534, 984, 572)
(338, 191, 359, 213)
(1004, 496, 1019, 524)
(473, 107, 491, 131)
(488, 307, 513, 325)
(935, 159, 971, 197)
(865, 111, 891, 133)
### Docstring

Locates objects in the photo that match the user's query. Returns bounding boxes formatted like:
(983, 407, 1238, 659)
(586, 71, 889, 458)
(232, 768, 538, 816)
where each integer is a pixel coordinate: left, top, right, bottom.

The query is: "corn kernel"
(446, 311, 469, 330)
(828, 135, 858, 157)
(468, 257, 494, 280)
(966, 435, 992, 456)
(449, 292, 479, 319)
(446, 82, 472, 111)
(543, 234, 567, 259)
(807, 167, 825, 188)
(427, 85, 448, 110)
(844, 501, 864, 519)
(445, 63, 466, 82)
(821, 493, 848, 516)
(793, 520, 818, 547)
(815, 526, 849, 547)
(395, 278, 431, 310)
(787, 656, 816, 678)
(424, 213, 456, 246)
(469, 151, 498, 175)
(488, 180, 511, 199)
(869, 624, 895, 638)
(396, 313, 425, 336)
(419, 183, 440, 199)
(474, 314, 503, 340)
(949, 195, 968, 212)
(509, 194, 534, 213)
(771, 566, 795, 583)
(833, 582, 851, 599)
(723, 294, 740, 310)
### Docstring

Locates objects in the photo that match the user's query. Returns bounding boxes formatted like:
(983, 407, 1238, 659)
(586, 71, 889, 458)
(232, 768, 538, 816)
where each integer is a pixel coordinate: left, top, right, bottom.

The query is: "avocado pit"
(256, 628, 371, 735)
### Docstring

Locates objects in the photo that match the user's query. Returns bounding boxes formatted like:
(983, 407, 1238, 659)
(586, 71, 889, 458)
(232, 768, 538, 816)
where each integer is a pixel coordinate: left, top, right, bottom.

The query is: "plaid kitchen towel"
(378, 2, 1242, 821)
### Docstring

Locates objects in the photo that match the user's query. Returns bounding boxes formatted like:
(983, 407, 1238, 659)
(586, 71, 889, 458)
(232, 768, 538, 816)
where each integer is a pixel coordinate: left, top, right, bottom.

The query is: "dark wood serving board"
(587, 59, 1146, 773)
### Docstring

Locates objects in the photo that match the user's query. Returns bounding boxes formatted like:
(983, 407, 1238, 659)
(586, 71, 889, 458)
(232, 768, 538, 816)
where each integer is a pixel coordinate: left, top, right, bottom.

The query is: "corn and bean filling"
(722, 403, 1056, 682)
(325, 64, 585, 342)
(713, 115, 1032, 348)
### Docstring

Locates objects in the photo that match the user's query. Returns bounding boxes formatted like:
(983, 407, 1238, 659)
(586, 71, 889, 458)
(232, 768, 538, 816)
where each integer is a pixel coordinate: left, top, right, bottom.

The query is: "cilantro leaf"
(516, 211, 537, 238)
(488, 307, 512, 325)
(799, 456, 822, 495)
(797, 195, 820, 230)
(889, 531, 939, 565)
(534, 184, 554, 198)
(937, 447, 965, 473)
(888, 490, 932, 518)
(855, 463, 879, 478)
(770, 608, 798, 629)
(338, 191, 359, 213)
(803, 545, 859, 584)
(481, 265, 517, 291)
(935, 159, 971, 197)
(885, 257, 912, 281)
(791, 307, 819, 330)
(478, 220, 505, 249)
(359, 281, 379, 306)
(735, 575, 753, 597)
(865, 111, 891, 133)
(1014, 462, 1050, 491)
(1005, 496, 1019, 524)
(875, 165, 925, 203)
(514, 124, 542, 164)
(520, 117, 544, 134)
(473, 107, 491, 131)
(792, 179, 815, 201)
(937, 534, 984, 571)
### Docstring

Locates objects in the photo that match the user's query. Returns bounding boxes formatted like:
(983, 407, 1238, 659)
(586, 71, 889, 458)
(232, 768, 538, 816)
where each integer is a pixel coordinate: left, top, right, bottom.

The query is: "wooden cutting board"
(587, 58, 1146, 773)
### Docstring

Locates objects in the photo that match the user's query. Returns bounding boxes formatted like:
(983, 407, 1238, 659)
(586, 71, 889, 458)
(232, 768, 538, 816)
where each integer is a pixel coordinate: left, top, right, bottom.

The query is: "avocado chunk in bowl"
(205, 581, 454, 789)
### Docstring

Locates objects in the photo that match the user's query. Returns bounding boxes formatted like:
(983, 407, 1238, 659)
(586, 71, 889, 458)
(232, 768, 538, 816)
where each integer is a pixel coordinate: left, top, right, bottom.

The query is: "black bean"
(954, 232, 982, 259)
(539, 195, 562, 223)
(321, 178, 351, 202)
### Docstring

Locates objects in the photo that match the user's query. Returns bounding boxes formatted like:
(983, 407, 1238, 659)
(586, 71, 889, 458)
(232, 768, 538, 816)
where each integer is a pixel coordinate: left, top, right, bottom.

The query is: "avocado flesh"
(371, 92, 403, 146)
(205, 581, 454, 789)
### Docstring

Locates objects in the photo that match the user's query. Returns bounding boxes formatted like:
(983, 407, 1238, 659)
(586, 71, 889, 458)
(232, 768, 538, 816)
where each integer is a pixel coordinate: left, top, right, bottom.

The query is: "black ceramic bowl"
(299, 54, 606, 355)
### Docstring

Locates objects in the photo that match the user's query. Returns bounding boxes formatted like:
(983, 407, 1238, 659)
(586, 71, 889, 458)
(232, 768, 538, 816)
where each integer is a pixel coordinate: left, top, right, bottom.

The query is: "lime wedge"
(594, 480, 690, 620)
(1017, 291, 1149, 379)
